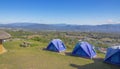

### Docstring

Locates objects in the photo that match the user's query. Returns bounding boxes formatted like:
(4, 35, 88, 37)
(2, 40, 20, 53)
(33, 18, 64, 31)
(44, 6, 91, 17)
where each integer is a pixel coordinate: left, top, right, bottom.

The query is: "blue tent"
(72, 41, 96, 59)
(104, 46, 120, 65)
(46, 39, 66, 52)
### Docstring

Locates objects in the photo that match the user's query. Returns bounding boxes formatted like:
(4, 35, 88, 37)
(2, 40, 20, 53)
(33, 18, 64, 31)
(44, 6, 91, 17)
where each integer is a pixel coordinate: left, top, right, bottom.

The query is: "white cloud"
(106, 19, 120, 24)
(107, 19, 114, 23)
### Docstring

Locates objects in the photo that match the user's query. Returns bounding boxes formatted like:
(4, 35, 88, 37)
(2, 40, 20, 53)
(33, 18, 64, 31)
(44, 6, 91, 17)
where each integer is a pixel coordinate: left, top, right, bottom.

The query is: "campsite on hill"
(1, 0, 120, 68)
(0, 30, 120, 69)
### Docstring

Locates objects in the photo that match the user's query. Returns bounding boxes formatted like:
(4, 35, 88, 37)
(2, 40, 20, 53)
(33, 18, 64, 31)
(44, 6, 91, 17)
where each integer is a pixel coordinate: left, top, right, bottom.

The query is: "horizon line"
(0, 22, 120, 26)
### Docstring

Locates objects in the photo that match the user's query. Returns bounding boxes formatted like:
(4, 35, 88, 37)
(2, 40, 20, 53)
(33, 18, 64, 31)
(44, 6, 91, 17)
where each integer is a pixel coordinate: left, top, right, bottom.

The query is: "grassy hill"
(0, 39, 119, 69)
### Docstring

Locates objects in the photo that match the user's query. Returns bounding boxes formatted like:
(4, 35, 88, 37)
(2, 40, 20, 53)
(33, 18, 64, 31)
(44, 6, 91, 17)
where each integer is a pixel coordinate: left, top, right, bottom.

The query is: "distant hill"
(0, 23, 120, 33)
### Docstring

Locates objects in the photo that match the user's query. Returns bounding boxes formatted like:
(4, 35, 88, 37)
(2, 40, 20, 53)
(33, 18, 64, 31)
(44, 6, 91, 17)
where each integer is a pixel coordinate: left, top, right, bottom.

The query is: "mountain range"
(0, 23, 120, 33)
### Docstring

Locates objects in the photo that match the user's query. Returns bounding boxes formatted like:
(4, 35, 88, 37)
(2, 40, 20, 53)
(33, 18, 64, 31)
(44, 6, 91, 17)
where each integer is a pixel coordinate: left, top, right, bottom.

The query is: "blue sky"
(0, 0, 120, 25)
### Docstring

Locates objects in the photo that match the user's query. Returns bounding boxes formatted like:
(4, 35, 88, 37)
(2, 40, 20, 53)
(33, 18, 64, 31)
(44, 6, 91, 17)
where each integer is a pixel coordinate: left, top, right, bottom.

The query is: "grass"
(0, 40, 119, 69)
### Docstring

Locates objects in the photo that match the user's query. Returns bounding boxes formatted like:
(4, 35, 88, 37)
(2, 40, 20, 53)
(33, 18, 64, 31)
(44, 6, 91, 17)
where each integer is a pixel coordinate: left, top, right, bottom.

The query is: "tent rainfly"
(72, 41, 97, 59)
(104, 46, 120, 65)
(0, 31, 11, 54)
(46, 39, 66, 52)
